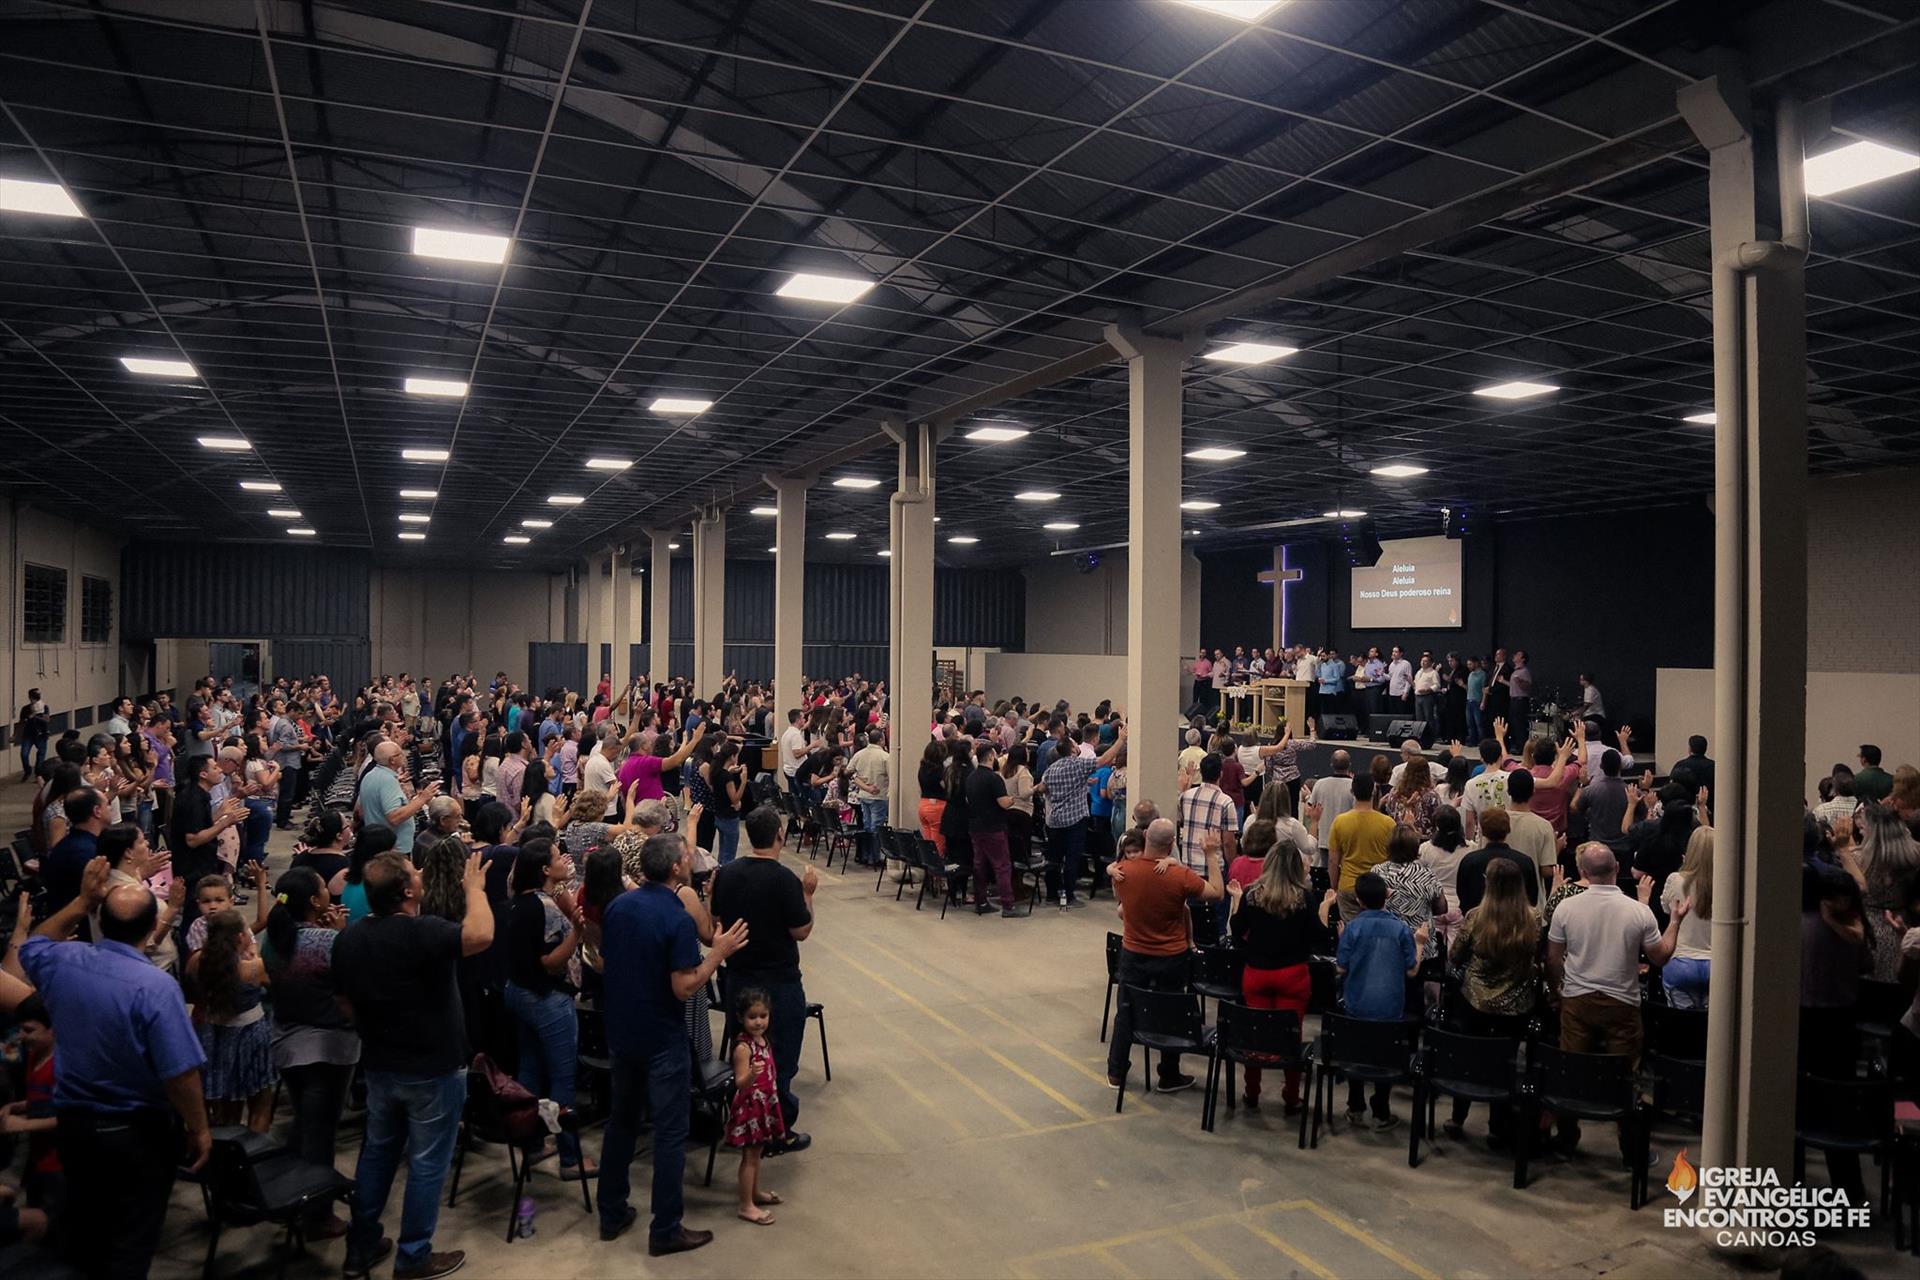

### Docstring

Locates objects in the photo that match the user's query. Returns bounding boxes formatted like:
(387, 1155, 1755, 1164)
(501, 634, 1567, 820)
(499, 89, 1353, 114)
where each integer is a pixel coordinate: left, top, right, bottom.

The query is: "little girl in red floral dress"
(727, 987, 788, 1225)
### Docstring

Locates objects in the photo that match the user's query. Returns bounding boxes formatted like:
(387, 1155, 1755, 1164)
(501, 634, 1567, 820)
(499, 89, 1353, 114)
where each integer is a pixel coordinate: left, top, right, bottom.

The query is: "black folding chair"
(1100, 932, 1122, 1043)
(806, 1001, 831, 1082)
(447, 1065, 593, 1240)
(1643, 1002, 1708, 1063)
(1113, 986, 1213, 1114)
(912, 837, 961, 918)
(1408, 1029, 1521, 1167)
(200, 1126, 354, 1279)
(1303, 1013, 1419, 1149)
(1190, 946, 1244, 1025)
(1203, 1003, 1306, 1133)
(1794, 1075, 1896, 1215)
(820, 806, 856, 869)
(878, 827, 917, 897)
(1643, 1050, 1706, 1131)
(694, 1055, 737, 1186)
(1515, 1044, 1650, 1207)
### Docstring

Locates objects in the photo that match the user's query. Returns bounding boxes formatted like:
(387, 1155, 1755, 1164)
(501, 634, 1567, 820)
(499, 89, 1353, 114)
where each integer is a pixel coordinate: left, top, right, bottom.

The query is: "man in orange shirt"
(1105, 818, 1223, 1091)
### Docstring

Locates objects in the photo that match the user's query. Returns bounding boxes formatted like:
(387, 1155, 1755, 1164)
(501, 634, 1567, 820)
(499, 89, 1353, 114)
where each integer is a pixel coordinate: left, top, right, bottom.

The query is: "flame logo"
(1667, 1149, 1698, 1203)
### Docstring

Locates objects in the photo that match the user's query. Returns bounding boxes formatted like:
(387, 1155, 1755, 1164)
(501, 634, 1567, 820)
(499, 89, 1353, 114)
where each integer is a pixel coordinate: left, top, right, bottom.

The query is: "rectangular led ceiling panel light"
(1803, 140, 1920, 197)
(1204, 342, 1296, 364)
(412, 226, 510, 264)
(1473, 380, 1557, 400)
(0, 177, 83, 217)
(775, 272, 873, 304)
(120, 356, 197, 378)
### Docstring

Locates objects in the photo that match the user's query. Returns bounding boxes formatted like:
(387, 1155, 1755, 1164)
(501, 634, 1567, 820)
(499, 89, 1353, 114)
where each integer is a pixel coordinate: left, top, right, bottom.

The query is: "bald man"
(1105, 818, 1223, 1091)
(358, 740, 439, 855)
(22, 856, 209, 1277)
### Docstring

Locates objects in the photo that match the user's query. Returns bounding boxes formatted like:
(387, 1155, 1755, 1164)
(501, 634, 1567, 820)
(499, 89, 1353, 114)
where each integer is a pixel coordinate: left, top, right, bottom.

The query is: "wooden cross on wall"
(1256, 546, 1303, 654)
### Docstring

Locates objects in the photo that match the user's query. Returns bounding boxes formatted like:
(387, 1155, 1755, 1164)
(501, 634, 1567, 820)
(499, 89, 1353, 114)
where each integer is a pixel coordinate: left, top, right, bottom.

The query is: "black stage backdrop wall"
(1198, 504, 1715, 745)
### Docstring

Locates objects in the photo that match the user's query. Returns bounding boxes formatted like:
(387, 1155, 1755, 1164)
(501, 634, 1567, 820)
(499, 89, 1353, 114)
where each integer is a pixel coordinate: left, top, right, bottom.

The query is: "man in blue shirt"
(1316, 650, 1347, 717)
(42, 786, 107, 915)
(357, 740, 437, 856)
(597, 833, 747, 1257)
(1334, 872, 1425, 1129)
(21, 854, 210, 1278)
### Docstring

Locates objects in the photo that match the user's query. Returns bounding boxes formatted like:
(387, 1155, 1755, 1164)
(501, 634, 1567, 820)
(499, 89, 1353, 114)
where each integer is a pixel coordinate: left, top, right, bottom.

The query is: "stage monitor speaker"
(1340, 517, 1383, 568)
(1386, 718, 1433, 748)
(1368, 714, 1399, 742)
(1319, 713, 1360, 740)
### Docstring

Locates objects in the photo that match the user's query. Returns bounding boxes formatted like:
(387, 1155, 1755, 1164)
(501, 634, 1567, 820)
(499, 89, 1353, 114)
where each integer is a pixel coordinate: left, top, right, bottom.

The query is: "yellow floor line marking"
(817, 937, 1096, 1123)
(1015, 1198, 1426, 1278)
(893, 1022, 1035, 1132)
(867, 1026, 973, 1140)
(835, 1090, 907, 1155)
(849, 935, 1128, 1117)
(950, 1113, 1129, 1146)
(1237, 1219, 1339, 1280)
(1091, 1245, 1139, 1278)
(1173, 1231, 1244, 1280)
(1297, 1201, 1440, 1280)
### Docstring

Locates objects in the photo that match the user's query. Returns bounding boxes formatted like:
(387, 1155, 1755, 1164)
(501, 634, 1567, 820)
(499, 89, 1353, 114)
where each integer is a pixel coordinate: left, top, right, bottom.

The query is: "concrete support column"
(692, 505, 727, 695)
(1680, 71, 1808, 1184)
(582, 552, 608, 691)
(609, 545, 632, 705)
(647, 529, 673, 683)
(766, 475, 809, 710)
(886, 421, 938, 821)
(1106, 324, 1189, 814)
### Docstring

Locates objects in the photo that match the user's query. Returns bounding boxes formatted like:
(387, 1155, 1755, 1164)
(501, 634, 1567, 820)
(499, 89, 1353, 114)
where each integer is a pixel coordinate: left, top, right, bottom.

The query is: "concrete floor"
(2, 779, 1900, 1278)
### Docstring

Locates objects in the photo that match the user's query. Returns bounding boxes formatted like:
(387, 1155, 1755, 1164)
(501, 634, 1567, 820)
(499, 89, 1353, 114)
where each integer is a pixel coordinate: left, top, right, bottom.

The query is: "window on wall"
(81, 575, 112, 644)
(23, 563, 66, 645)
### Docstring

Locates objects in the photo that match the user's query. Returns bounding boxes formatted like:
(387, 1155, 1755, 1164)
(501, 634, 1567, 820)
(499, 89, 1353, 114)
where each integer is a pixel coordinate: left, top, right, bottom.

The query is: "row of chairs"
(1104, 934, 1909, 1219)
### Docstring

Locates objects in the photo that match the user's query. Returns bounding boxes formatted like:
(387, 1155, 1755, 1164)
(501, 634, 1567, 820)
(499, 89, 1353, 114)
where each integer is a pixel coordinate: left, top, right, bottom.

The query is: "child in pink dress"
(726, 987, 789, 1225)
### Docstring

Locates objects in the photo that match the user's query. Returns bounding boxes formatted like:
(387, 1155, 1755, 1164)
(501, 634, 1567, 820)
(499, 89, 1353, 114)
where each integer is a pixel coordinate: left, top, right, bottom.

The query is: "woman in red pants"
(915, 738, 948, 854)
(1226, 842, 1337, 1114)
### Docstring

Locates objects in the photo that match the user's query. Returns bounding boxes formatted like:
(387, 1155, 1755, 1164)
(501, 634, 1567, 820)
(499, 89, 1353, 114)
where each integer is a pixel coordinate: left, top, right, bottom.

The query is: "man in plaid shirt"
(1176, 753, 1239, 942)
(1039, 723, 1128, 908)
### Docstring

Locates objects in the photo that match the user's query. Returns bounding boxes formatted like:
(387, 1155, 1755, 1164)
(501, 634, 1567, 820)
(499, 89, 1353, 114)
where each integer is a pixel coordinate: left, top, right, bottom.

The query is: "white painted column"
(886, 421, 938, 820)
(609, 544, 632, 704)
(1680, 71, 1808, 1183)
(767, 475, 809, 710)
(582, 552, 608, 692)
(1106, 324, 1188, 813)
(647, 529, 673, 683)
(692, 505, 727, 696)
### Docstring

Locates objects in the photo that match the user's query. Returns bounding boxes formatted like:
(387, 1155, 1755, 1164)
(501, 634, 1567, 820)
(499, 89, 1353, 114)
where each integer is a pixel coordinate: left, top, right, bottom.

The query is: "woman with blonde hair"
(1660, 827, 1714, 1008)
(1224, 840, 1333, 1115)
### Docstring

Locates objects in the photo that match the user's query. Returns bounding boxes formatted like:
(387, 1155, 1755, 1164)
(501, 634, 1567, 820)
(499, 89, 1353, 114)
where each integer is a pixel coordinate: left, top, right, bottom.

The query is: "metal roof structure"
(2, 0, 1915, 569)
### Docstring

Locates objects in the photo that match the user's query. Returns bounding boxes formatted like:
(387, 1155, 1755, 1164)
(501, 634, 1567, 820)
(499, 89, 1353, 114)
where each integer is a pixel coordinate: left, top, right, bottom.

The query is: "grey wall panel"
(668, 642, 694, 680)
(805, 644, 889, 682)
(936, 568, 1025, 648)
(527, 642, 587, 697)
(727, 561, 774, 642)
(669, 559, 693, 642)
(630, 643, 649, 684)
(123, 544, 369, 639)
(272, 639, 370, 701)
(804, 564, 889, 643)
(723, 643, 772, 685)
